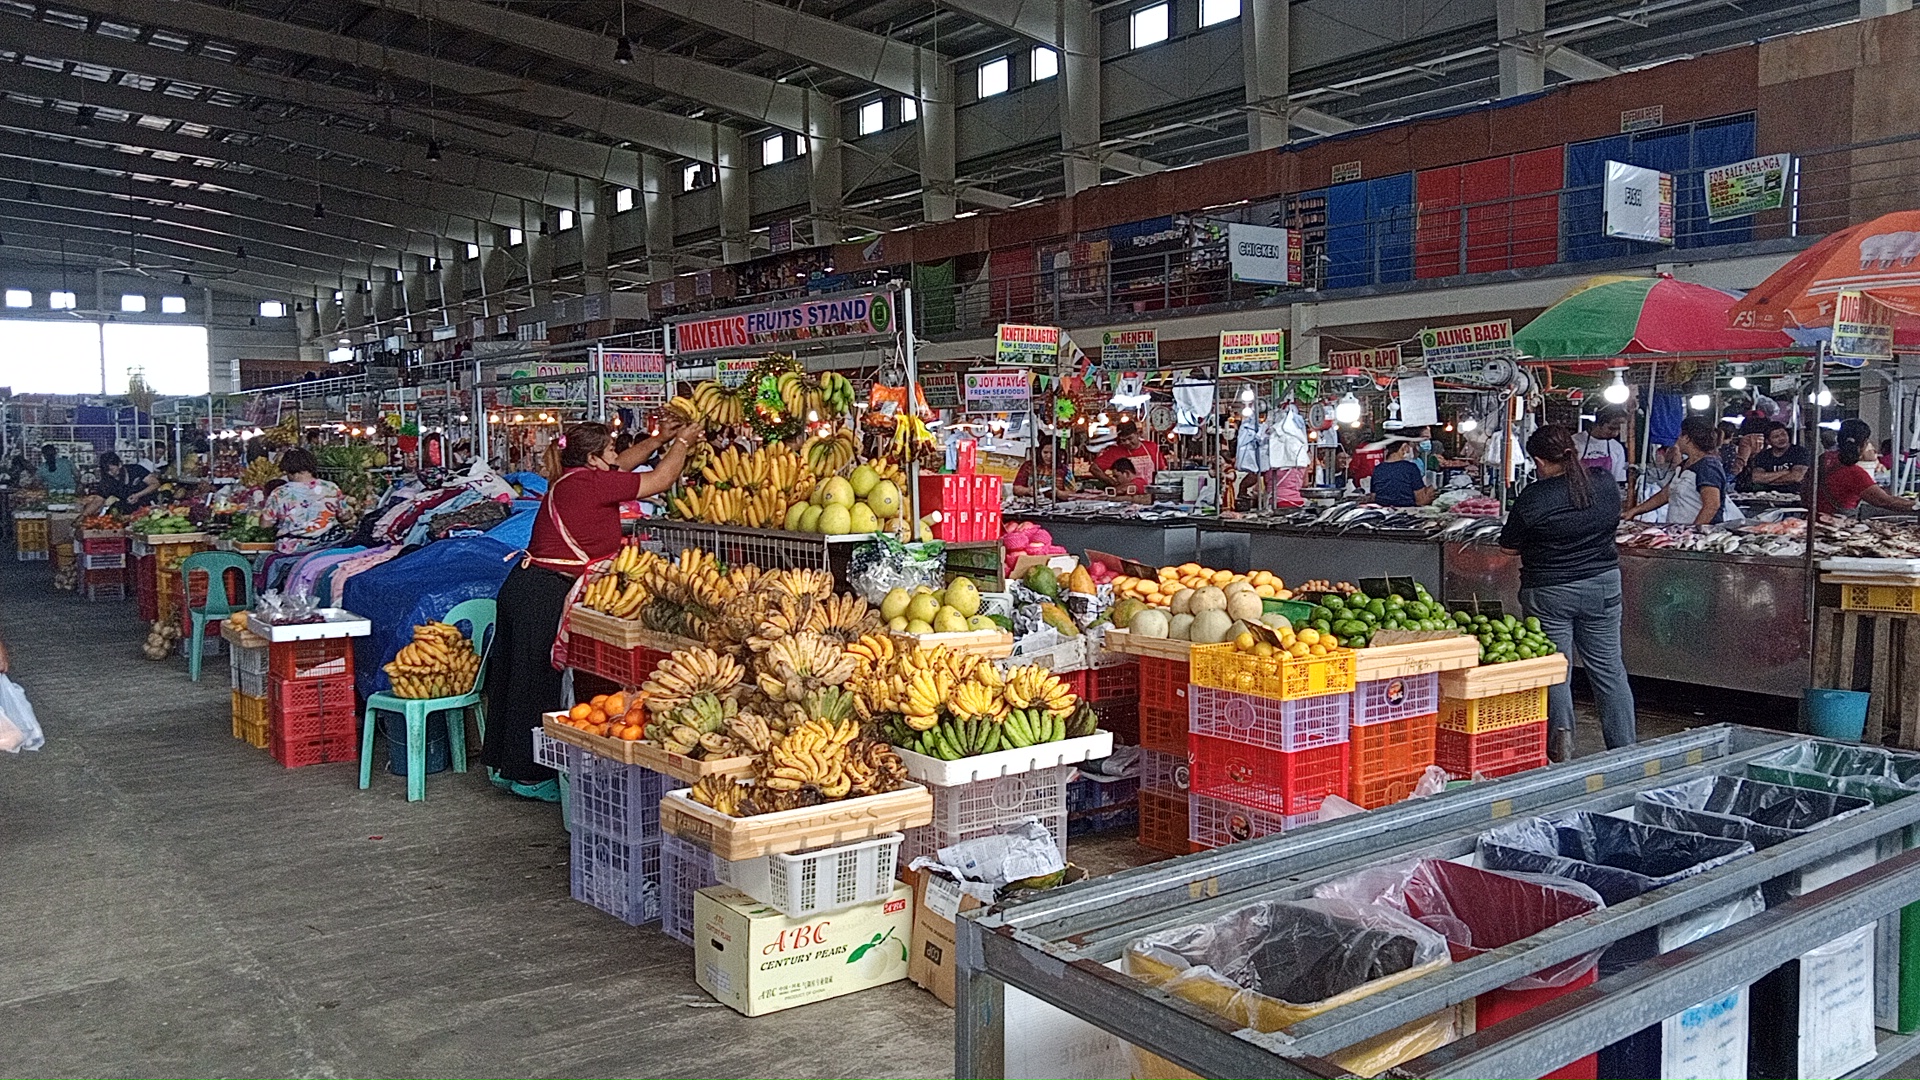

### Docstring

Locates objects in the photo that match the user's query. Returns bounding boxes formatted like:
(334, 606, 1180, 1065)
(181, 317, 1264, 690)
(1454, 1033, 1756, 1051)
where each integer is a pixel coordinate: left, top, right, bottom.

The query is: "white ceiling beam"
(1544, 46, 1620, 82)
(936, 0, 1060, 45)
(0, 240, 317, 302)
(1291, 107, 1356, 136)
(630, 0, 929, 97)
(0, 212, 343, 293)
(1099, 150, 1168, 177)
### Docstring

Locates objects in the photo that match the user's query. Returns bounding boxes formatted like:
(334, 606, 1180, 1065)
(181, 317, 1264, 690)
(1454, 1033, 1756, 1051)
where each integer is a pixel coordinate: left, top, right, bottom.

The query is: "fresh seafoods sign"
(1100, 328, 1159, 368)
(1218, 330, 1283, 375)
(995, 323, 1061, 365)
(964, 369, 1033, 413)
(669, 291, 894, 358)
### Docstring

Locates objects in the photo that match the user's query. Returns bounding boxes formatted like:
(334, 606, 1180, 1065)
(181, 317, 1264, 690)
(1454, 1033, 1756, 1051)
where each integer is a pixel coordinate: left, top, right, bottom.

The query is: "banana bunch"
(642, 692, 741, 758)
(383, 622, 482, 699)
(760, 717, 860, 797)
(726, 710, 775, 754)
(845, 738, 908, 797)
(580, 543, 653, 619)
(818, 371, 856, 416)
(774, 371, 819, 421)
(1004, 664, 1077, 719)
(801, 428, 859, 475)
(950, 677, 1008, 723)
(808, 592, 883, 646)
(673, 443, 816, 528)
(689, 774, 748, 816)
(641, 647, 745, 714)
(846, 632, 896, 678)
(900, 666, 955, 731)
(755, 632, 856, 702)
(803, 685, 858, 725)
(893, 411, 936, 459)
(668, 380, 746, 428)
(904, 717, 1009, 760)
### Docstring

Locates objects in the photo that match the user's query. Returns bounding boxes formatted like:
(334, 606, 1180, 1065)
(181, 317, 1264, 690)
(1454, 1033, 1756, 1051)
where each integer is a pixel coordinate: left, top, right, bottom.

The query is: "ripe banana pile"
(643, 691, 752, 760)
(383, 622, 482, 699)
(638, 547, 740, 639)
(669, 442, 816, 528)
(852, 648, 1098, 760)
(580, 543, 657, 619)
(754, 632, 857, 702)
(799, 428, 859, 475)
(686, 717, 908, 817)
(667, 380, 747, 429)
(640, 646, 744, 713)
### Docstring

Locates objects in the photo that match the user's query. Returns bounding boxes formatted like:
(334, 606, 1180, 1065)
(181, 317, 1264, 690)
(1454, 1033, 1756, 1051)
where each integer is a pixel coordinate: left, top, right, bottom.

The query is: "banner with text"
(920, 372, 961, 410)
(964, 369, 1034, 413)
(996, 323, 1061, 366)
(599, 350, 668, 405)
(1326, 345, 1404, 372)
(1603, 161, 1674, 244)
(1227, 223, 1303, 285)
(1100, 328, 1159, 368)
(508, 363, 590, 406)
(1218, 330, 1284, 376)
(1419, 319, 1515, 380)
(1704, 154, 1792, 222)
(1832, 290, 1894, 362)
(668, 290, 894, 358)
(715, 356, 759, 388)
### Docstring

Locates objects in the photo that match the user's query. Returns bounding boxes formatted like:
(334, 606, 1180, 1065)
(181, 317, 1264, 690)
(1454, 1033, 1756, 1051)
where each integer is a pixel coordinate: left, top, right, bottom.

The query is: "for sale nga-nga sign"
(1704, 154, 1792, 222)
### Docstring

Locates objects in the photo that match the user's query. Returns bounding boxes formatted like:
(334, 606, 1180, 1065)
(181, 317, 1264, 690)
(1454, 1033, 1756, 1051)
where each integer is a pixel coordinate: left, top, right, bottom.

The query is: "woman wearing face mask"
(481, 420, 699, 799)
(1365, 437, 1435, 507)
(1622, 416, 1733, 526)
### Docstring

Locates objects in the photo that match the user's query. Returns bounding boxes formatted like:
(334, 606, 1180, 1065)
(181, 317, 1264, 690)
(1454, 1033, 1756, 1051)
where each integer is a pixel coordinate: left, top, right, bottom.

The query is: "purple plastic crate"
(660, 833, 722, 946)
(1188, 684, 1350, 752)
(566, 745, 685, 845)
(570, 829, 661, 926)
(1353, 673, 1439, 726)
(1140, 748, 1190, 795)
(1188, 792, 1317, 849)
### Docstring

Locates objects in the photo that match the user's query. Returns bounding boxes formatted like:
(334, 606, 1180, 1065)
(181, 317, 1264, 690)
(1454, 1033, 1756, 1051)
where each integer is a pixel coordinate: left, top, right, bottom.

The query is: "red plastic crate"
(133, 553, 158, 621)
(267, 673, 358, 768)
(1435, 720, 1548, 780)
(1188, 792, 1319, 849)
(176, 564, 246, 638)
(1353, 673, 1439, 726)
(1348, 712, 1437, 809)
(1190, 734, 1349, 817)
(1087, 660, 1139, 702)
(1138, 789, 1197, 854)
(568, 636, 669, 689)
(82, 535, 128, 555)
(1091, 698, 1138, 744)
(1138, 656, 1190, 755)
(268, 637, 356, 681)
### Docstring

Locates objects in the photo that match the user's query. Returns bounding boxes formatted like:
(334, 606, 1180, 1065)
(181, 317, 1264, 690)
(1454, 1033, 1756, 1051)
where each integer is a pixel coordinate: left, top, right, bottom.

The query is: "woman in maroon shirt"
(482, 420, 698, 796)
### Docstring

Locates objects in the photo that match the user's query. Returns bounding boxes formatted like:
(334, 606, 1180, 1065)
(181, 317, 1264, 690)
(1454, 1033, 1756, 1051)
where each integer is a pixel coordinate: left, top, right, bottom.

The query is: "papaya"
(1039, 602, 1080, 637)
(1023, 565, 1061, 600)
(1066, 565, 1096, 595)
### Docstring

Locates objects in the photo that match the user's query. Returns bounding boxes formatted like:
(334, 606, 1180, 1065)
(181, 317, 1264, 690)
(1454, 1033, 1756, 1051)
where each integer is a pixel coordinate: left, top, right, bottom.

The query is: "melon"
(1168, 613, 1196, 641)
(1130, 608, 1171, 639)
(1111, 597, 1147, 629)
(1226, 591, 1264, 623)
(1190, 609, 1233, 644)
(1190, 586, 1228, 614)
(1170, 587, 1196, 615)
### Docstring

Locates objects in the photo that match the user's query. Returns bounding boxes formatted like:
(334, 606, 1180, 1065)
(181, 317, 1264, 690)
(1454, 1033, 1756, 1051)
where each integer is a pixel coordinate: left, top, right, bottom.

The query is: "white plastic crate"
(1188, 684, 1350, 752)
(532, 727, 570, 772)
(902, 765, 1073, 866)
(713, 832, 903, 918)
(897, 731, 1113, 786)
(228, 642, 270, 697)
(1188, 792, 1316, 849)
(1140, 748, 1190, 795)
(1353, 672, 1439, 726)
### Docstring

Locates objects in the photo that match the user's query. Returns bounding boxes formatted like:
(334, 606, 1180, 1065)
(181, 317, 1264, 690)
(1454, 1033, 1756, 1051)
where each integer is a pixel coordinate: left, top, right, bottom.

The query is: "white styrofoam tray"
(255, 608, 373, 641)
(898, 730, 1114, 787)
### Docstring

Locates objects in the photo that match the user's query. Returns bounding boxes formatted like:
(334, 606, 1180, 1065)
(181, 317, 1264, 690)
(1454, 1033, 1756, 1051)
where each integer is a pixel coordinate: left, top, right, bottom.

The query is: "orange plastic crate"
(1349, 712, 1437, 809)
(1138, 789, 1197, 854)
(1435, 721, 1548, 780)
(1189, 642, 1357, 702)
(1437, 687, 1549, 734)
(1137, 656, 1190, 755)
(230, 690, 270, 748)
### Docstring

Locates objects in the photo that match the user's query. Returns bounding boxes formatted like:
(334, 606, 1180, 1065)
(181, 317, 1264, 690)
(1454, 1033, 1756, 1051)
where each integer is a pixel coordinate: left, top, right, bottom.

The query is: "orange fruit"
(589, 694, 608, 709)
(568, 703, 592, 721)
(604, 692, 628, 714)
(618, 725, 642, 741)
(587, 708, 608, 725)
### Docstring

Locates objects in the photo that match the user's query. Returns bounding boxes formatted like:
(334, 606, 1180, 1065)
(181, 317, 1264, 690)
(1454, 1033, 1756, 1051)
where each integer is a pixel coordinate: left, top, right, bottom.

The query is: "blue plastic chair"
(180, 551, 255, 683)
(359, 598, 498, 801)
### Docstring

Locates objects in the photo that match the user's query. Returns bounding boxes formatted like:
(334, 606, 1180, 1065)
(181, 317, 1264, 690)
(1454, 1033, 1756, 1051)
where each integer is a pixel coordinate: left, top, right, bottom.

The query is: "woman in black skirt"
(482, 420, 698, 798)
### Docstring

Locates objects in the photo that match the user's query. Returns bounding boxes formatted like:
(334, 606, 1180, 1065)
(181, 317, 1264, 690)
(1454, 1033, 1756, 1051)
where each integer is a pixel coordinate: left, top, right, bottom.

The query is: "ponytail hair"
(1526, 424, 1592, 509)
(1837, 417, 1873, 467)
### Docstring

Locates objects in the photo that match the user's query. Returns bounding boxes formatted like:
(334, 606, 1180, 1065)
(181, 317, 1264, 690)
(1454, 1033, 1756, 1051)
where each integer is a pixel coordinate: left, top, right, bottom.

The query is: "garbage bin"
(1480, 812, 1762, 1080)
(1316, 858, 1606, 1080)
(1125, 897, 1461, 1078)
(381, 713, 451, 777)
(1636, 776, 1874, 905)
(1745, 740, 1920, 806)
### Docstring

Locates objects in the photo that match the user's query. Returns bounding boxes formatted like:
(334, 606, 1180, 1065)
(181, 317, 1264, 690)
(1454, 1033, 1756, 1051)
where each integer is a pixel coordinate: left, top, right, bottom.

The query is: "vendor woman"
(482, 420, 699, 799)
(1810, 418, 1915, 516)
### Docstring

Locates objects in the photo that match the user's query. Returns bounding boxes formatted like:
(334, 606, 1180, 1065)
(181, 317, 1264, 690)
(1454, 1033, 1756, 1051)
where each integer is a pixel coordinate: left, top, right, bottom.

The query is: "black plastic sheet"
(1745, 740, 1920, 806)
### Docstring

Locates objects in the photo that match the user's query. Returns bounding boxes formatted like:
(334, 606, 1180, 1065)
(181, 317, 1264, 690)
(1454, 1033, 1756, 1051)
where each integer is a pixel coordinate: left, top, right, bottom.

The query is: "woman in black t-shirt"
(1498, 425, 1636, 761)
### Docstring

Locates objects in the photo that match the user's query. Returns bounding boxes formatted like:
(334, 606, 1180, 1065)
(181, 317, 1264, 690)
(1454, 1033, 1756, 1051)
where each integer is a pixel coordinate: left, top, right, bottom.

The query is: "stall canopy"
(345, 533, 519, 699)
(1514, 274, 1794, 360)
(1730, 210, 1920, 330)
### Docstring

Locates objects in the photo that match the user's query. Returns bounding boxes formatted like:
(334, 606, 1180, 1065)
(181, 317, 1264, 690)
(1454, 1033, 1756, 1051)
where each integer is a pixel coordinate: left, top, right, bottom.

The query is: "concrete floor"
(0, 556, 1760, 1079)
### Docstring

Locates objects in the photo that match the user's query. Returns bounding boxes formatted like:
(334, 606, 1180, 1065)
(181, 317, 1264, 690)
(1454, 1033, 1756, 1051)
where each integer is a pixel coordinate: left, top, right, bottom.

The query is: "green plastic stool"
(180, 551, 255, 683)
(359, 599, 498, 801)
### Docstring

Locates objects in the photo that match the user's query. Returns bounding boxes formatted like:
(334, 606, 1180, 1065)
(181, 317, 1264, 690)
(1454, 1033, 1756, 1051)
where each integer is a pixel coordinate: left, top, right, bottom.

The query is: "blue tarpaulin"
(487, 506, 537, 552)
(345, 534, 519, 699)
(503, 471, 548, 494)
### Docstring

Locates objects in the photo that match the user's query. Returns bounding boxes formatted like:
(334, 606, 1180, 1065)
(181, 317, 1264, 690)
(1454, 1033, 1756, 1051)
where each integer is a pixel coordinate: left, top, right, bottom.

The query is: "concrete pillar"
(1243, 0, 1290, 151)
(716, 127, 751, 265)
(1863, 0, 1912, 15)
(808, 91, 845, 246)
(919, 59, 957, 223)
(641, 154, 676, 281)
(579, 182, 610, 297)
(1060, 0, 1101, 195)
(1289, 302, 1319, 371)
(1495, 0, 1545, 98)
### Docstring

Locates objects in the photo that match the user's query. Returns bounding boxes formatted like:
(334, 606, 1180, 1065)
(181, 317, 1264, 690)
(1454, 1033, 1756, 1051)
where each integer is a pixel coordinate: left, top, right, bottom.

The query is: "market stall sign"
(1100, 328, 1159, 368)
(964, 369, 1033, 413)
(600, 350, 668, 405)
(1218, 330, 1284, 376)
(1418, 320, 1515, 380)
(1831, 290, 1894, 363)
(1227, 223, 1302, 285)
(668, 290, 894, 358)
(1603, 161, 1674, 244)
(996, 323, 1061, 366)
(1704, 154, 1792, 222)
(715, 356, 759, 388)
(508, 362, 590, 405)
(1327, 345, 1403, 372)
(920, 372, 961, 410)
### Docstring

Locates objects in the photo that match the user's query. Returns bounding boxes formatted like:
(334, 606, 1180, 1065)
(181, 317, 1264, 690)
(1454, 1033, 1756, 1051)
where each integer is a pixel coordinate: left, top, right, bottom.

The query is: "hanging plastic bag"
(0, 675, 45, 753)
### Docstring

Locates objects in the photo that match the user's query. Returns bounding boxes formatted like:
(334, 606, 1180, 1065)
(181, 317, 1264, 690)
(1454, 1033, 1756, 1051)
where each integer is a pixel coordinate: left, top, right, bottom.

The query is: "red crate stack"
(1136, 656, 1190, 755)
(268, 673, 359, 767)
(133, 552, 158, 621)
(1348, 712, 1438, 809)
(1189, 734, 1349, 817)
(916, 472, 1003, 542)
(1138, 789, 1197, 854)
(1434, 720, 1548, 780)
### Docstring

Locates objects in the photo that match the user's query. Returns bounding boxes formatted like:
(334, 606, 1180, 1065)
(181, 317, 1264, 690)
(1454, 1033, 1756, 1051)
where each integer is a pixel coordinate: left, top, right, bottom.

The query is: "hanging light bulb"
(1728, 364, 1748, 392)
(1333, 392, 1362, 425)
(1459, 416, 1478, 433)
(1810, 387, 1834, 407)
(1688, 392, 1712, 411)
(1602, 367, 1631, 405)
(1241, 405, 1253, 418)
(1239, 386, 1255, 403)
(425, 138, 442, 162)
(614, 34, 634, 64)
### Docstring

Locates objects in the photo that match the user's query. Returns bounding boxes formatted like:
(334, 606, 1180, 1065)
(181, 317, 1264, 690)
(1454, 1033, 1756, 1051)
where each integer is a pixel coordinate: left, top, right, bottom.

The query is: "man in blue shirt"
(1366, 437, 1434, 507)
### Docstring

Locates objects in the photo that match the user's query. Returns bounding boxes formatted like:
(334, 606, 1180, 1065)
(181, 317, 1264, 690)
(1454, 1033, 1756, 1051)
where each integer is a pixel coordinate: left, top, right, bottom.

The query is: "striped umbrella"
(1514, 274, 1795, 361)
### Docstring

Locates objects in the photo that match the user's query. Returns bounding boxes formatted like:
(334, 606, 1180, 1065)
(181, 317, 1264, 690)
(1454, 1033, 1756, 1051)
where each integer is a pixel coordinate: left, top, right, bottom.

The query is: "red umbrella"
(1515, 274, 1795, 361)
(1730, 210, 1920, 331)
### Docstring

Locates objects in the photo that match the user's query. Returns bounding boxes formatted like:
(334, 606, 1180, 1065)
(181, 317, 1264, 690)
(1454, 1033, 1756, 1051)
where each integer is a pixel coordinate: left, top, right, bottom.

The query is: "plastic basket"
(1082, 660, 1140, 702)
(81, 552, 126, 570)
(1437, 687, 1549, 734)
(82, 535, 127, 555)
(1190, 734, 1349, 817)
(229, 642, 270, 697)
(564, 634, 670, 689)
(267, 673, 358, 767)
(1138, 656, 1191, 755)
(1841, 582, 1920, 613)
(268, 637, 355, 681)
(570, 830, 661, 926)
(1091, 697, 1139, 745)
(1349, 713, 1438, 809)
(1435, 720, 1548, 780)
(1353, 673, 1439, 726)
(83, 579, 127, 603)
(1189, 642, 1357, 702)
(1140, 790, 1197, 854)
(532, 727, 571, 772)
(1140, 748, 1190, 795)
(1067, 773, 1140, 837)
(567, 745, 684, 845)
(1189, 792, 1318, 849)
(660, 832, 722, 945)
(230, 690, 270, 748)
(902, 765, 1072, 866)
(714, 832, 904, 918)
(15, 517, 49, 556)
(1188, 684, 1350, 752)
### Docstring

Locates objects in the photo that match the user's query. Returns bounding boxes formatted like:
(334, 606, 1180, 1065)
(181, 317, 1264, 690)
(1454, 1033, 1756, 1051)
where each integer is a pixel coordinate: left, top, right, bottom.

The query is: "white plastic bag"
(0, 675, 45, 752)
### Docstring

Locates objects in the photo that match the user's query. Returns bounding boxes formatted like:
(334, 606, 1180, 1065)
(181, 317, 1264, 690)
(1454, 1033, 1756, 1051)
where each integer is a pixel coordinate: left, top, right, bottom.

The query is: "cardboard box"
(909, 867, 987, 1006)
(694, 883, 912, 1017)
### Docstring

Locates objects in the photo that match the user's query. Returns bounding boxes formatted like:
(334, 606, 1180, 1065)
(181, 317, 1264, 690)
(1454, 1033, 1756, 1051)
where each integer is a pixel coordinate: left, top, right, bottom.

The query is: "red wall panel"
(1414, 166, 1463, 279)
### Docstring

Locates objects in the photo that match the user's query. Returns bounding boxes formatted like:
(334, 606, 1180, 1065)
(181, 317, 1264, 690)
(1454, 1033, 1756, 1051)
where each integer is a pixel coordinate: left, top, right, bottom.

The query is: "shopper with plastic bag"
(1125, 897, 1462, 1077)
(0, 636, 44, 753)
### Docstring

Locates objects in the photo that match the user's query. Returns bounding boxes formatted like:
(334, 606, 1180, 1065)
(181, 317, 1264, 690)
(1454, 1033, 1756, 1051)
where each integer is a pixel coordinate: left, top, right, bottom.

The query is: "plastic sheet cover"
(1746, 740, 1920, 806)
(1125, 898, 1460, 1077)
(1316, 858, 1605, 991)
(1477, 811, 1754, 906)
(1636, 775, 1872, 850)
(344, 534, 518, 699)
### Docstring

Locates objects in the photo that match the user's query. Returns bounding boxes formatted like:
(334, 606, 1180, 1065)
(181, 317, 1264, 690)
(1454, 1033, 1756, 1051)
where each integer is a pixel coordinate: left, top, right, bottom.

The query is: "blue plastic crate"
(565, 744, 684, 845)
(1067, 771, 1140, 837)
(660, 833, 723, 946)
(569, 829, 661, 926)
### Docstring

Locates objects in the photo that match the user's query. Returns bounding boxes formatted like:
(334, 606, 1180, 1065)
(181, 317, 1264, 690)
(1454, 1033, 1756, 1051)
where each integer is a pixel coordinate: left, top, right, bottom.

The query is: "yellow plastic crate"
(1189, 642, 1358, 702)
(1840, 583, 1920, 614)
(1436, 687, 1548, 734)
(16, 517, 49, 552)
(231, 690, 270, 748)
